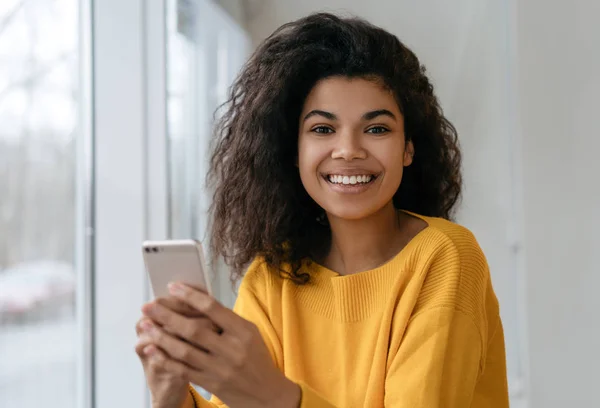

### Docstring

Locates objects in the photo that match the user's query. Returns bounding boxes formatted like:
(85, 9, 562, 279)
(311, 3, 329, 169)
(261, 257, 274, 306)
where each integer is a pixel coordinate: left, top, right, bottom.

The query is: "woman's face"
(298, 76, 413, 221)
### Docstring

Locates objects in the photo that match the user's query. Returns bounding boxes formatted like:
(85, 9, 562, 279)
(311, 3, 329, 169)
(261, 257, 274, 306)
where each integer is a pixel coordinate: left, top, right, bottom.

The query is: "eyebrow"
(303, 109, 397, 122)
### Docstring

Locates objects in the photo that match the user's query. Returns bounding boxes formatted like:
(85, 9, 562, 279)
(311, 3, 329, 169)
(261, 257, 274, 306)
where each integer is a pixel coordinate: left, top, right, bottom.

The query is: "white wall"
(246, 1, 528, 406)
(517, 0, 600, 406)
(215, 0, 246, 26)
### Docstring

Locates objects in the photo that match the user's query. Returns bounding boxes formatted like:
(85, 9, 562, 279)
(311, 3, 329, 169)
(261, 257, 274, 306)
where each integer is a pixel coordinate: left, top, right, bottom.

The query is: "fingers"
(138, 320, 216, 370)
(136, 318, 161, 361)
(143, 344, 189, 380)
(156, 296, 204, 318)
(141, 303, 224, 354)
(142, 301, 189, 335)
(167, 283, 238, 333)
(144, 344, 210, 387)
(135, 336, 150, 358)
(136, 316, 156, 336)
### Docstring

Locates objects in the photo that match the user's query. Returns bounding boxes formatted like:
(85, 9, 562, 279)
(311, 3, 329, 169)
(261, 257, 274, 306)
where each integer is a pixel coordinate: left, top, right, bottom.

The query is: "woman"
(136, 12, 509, 408)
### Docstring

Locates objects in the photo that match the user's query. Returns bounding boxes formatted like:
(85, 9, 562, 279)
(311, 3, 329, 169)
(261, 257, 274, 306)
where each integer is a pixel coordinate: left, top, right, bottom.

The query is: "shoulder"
(423, 214, 482, 251)
(416, 214, 488, 274)
(239, 257, 269, 293)
(410, 214, 494, 324)
(238, 256, 286, 299)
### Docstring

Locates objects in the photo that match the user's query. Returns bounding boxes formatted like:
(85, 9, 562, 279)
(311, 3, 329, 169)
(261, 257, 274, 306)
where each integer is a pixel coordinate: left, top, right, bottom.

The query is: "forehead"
(302, 76, 399, 115)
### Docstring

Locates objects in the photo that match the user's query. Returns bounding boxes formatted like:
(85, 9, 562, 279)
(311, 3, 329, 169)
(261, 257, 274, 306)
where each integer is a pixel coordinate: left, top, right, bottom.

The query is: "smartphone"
(142, 239, 213, 298)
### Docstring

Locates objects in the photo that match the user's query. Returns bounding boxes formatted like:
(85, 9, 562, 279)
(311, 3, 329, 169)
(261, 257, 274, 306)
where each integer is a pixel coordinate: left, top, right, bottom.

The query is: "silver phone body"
(142, 239, 212, 298)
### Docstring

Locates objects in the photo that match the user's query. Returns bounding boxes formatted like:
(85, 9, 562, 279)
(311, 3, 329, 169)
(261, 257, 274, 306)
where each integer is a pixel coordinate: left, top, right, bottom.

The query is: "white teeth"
(327, 174, 374, 185)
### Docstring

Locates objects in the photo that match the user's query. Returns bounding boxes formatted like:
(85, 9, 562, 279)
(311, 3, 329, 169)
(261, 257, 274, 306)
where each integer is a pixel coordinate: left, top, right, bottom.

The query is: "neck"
(324, 203, 405, 275)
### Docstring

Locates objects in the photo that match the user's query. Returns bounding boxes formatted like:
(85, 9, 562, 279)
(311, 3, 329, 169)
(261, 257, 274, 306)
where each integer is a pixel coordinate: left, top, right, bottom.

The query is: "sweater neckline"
(310, 210, 432, 280)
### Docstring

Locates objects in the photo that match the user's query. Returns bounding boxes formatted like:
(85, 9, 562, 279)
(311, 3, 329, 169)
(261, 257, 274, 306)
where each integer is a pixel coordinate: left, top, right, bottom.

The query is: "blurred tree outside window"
(0, 0, 81, 407)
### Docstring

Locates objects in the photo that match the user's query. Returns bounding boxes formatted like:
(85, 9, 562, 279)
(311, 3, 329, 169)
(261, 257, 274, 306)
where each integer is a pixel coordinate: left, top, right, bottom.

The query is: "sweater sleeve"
(182, 258, 285, 407)
(384, 307, 484, 407)
(296, 383, 338, 408)
(185, 383, 338, 408)
(383, 225, 498, 407)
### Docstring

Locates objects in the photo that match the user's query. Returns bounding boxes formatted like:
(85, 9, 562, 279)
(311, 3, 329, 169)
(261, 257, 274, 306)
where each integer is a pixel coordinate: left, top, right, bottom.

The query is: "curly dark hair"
(208, 12, 462, 283)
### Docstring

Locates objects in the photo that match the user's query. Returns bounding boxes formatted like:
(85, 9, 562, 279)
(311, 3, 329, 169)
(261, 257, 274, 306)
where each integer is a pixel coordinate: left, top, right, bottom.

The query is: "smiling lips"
(327, 174, 374, 185)
(322, 171, 379, 193)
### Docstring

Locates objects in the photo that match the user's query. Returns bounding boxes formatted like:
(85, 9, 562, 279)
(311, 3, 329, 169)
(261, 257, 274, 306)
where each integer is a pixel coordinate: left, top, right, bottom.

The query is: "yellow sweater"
(187, 213, 509, 407)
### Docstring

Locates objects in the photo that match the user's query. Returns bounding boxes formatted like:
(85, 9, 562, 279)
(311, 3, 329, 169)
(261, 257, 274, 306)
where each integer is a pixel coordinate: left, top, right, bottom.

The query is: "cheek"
(385, 166, 404, 194)
(375, 143, 406, 188)
(298, 158, 322, 198)
(297, 142, 330, 207)
(385, 154, 405, 179)
(298, 140, 327, 180)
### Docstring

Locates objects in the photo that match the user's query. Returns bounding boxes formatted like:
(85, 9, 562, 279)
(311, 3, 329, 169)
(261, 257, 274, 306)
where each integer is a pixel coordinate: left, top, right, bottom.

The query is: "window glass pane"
(166, 0, 249, 259)
(167, 0, 249, 242)
(0, 1, 82, 407)
(166, 0, 197, 240)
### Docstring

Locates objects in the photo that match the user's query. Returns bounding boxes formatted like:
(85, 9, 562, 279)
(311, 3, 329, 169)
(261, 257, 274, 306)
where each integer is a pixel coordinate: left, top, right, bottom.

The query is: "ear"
(403, 140, 414, 167)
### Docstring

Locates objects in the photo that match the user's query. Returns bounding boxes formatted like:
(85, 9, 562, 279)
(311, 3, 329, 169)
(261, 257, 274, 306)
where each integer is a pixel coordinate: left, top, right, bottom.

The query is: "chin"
(320, 195, 398, 221)
(325, 204, 382, 221)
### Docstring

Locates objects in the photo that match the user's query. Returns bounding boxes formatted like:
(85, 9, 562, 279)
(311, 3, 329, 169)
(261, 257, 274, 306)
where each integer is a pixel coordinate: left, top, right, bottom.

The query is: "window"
(0, 1, 87, 407)
(166, 0, 250, 308)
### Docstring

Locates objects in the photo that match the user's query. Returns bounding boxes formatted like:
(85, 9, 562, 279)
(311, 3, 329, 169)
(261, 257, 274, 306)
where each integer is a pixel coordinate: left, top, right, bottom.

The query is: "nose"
(331, 131, 367, 161)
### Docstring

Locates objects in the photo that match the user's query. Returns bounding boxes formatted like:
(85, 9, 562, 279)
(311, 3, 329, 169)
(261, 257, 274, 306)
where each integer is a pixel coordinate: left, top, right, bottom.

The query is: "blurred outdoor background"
(0, 0, 598, 407)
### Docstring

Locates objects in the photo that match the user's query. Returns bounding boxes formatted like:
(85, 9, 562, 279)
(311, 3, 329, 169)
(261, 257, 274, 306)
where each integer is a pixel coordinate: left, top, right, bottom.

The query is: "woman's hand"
(136, 297, 203, 408)
(140, 283, 301, 408)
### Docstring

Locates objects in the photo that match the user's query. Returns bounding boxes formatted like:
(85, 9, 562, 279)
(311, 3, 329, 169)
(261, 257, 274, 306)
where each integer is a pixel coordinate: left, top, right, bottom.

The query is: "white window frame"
(92, 0, 156, 406)
(77, 0, 95, 406)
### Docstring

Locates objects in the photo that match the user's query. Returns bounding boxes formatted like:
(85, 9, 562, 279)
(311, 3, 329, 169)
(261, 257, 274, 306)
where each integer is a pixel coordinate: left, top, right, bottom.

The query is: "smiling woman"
(136, 12, 509, 408)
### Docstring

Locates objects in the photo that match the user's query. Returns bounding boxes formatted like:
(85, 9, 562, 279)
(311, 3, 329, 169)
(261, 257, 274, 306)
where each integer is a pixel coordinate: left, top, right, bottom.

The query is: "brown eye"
(312, 126, 334, 135)
(366, 126, 389, 135)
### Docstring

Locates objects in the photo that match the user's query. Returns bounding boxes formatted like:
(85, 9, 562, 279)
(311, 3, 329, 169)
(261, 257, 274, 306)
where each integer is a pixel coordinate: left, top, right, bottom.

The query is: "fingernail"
(142, 302, 156, 315)
(141, 320, 153, 331)
(168, 282, 186, 297)
(146, 346, 161, 363)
